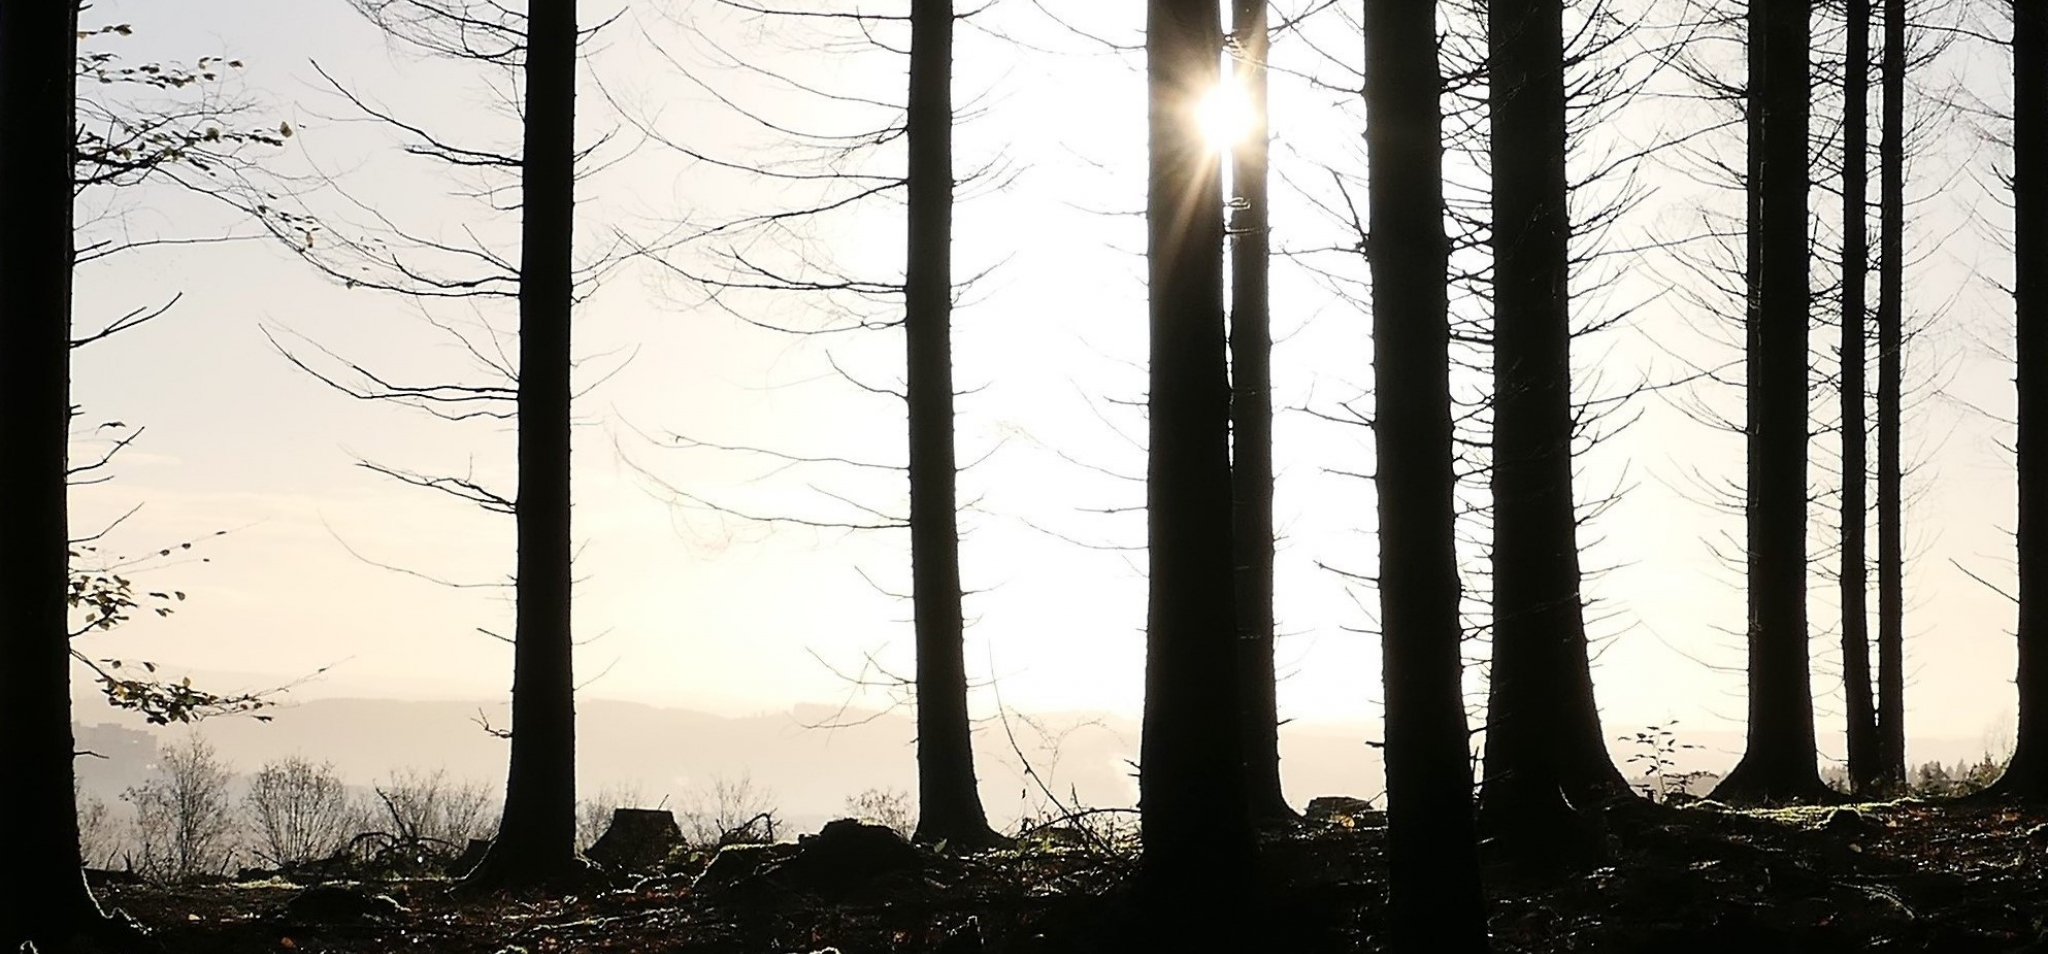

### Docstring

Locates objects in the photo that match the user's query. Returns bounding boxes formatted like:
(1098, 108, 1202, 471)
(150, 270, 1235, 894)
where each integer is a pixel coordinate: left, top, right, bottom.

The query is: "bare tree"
(123, 734, 239, 883)
(376, 768, 499, 849)
(76, 782, 120, 870)
(679, 773, 780, 847)
(245, 756, 357, 867)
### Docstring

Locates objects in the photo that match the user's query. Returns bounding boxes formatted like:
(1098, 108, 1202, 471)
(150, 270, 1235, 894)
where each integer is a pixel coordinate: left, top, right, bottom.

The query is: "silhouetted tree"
(2, 18, 293, 943)
(613, 0, 1005, 849)
(904, 0, 1005, 850)
(1362, 0, 1490, 947)
(245, 756, 358, 866)
(1227, 0, 1293, 825)
(1873, 0, 1908, 790)
(1138, 0, 1255, 933)
(1653, 0, 1827, 785)
(125, 734, 240, 883)
(1655, 0, 1955, 800)
(1839, 0, 1882, 794)
(258, 0, 596, 888)
(1478, 0, 1632, 857)
(1712, 0, 1831, 803)
(453, 0, 581, 889)
(0, 3, 144, 948)
(1987, 0, 2048, 800)
(1286, 2, 1644, 831)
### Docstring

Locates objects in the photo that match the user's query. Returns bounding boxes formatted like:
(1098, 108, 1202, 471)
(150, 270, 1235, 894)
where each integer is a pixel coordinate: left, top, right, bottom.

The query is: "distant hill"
(73, 695, 2015, 829)
(76, 697, 1385, 828)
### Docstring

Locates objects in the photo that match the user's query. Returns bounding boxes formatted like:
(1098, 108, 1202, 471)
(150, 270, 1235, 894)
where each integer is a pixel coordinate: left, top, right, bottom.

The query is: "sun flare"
(1195, 78, 1258, 152)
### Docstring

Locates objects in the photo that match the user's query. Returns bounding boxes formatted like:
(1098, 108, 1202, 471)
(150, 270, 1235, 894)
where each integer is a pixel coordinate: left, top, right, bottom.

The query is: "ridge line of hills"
(74, 693, 2016, 828)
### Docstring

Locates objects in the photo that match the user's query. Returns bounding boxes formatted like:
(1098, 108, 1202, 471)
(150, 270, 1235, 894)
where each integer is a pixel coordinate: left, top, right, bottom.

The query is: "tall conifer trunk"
(906, 0, 1002, 849)
(1137, 0, 1254, 937)
(463, 0, 583, 888)
(0, 2, 108, 947)
(1873, 0, 1908, 789)
(1479, 0, 1630, 842)
(1987, 0, 2048, 799)
(1228, 0, 1293, 823)
(1362, 0, 1490, 947)
(1712, 0, 1829, 803)
(1839, 0, 1881, 794)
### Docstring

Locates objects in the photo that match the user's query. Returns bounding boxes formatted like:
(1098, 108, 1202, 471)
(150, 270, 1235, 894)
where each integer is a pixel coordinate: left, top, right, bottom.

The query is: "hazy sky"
(67, 0, 2028, 780)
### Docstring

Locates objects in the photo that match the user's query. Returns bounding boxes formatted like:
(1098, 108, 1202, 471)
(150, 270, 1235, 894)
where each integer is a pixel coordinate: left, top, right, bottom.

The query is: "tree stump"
(586, 808, 683, 871)
(1304, 796, 1385, 829)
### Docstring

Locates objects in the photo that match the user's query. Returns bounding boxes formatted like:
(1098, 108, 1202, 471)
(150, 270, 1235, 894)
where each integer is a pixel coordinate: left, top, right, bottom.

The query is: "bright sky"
(68, 0, 2028, 777)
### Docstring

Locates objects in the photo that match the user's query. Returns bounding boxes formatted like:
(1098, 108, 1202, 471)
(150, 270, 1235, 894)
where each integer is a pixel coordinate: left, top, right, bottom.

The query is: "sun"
(1195, 77, 1257, 152)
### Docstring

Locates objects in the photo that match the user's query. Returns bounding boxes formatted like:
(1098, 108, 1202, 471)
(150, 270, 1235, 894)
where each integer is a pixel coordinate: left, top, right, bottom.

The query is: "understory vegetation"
(82, 794, 2048, 953)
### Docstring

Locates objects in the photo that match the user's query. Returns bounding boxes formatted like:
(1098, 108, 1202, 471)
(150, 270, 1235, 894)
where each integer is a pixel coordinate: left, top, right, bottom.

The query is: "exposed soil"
(77, 797, 2048, 953)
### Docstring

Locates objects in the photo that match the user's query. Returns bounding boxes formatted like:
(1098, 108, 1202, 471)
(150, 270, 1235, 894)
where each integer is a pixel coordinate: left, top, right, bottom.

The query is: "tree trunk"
(463, 0, 583, 888)
(1228, 0, 1293, 824)
(905, 0, 1002, 850)
(1712, 0, 1829, 804)
(1362, 0, 1490, 948)
(1988, 0, 2048, 800)
(1873, 0, 1907, 790)
(1839, 0, 1881, 795)
(0, 3, 108, 949)
(1138, 0, 1255, 935)
(1478, 0, 1631, 850)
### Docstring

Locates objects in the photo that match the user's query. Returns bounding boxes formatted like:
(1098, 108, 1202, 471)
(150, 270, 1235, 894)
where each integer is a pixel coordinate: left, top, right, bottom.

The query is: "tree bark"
(1987, 0, 2048, 800)
(1712, 0, 1829, 803)
(462, 0, 584, 888)
(1873, 0, 1907, 790)
(1138, 0, 1255, 935)
(1228, 0, 1294, 824)
(1362, 0, 1490, 948)
(0, 2, 107, 948)
(1478, 0, 1631, 848)
(905, 0, 1002, 850)
(1839, 0, 1881, 795)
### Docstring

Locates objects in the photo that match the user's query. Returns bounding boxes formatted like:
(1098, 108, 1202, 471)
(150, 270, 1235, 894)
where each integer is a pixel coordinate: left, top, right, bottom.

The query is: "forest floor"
(88, 796, 2048, 953)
